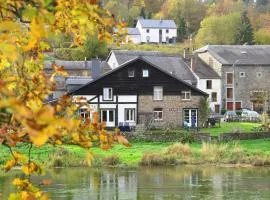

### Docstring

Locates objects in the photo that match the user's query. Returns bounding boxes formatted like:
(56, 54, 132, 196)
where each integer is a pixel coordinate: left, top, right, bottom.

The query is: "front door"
(159, 29, 162, 43)
(183, 109, 198, 127)
(101, 109, 115, 127)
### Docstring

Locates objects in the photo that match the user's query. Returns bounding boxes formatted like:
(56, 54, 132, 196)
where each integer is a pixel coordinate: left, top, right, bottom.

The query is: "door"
(159, 29, 162, 43)
(183, 109, 198, 127)
(101, 109, 115, 127)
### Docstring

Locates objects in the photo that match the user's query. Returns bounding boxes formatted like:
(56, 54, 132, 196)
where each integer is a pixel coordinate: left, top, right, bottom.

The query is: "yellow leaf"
(5, 159, 16, 172)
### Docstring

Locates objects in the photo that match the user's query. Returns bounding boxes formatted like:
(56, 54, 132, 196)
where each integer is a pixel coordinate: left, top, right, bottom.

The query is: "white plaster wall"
(100, 104, 117, 109)
(107, 53, 119, 69)
(197, 79, 221, 112)
(118, 104, 137, 126)
(118, 95, 137, 102)
(139, 28, 177, 43)
(126, 35, 141, 44)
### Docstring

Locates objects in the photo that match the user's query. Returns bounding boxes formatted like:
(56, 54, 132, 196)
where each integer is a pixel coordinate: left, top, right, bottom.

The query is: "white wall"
(118, 104, 137, 126)
(118, 95, 137, 102)
(107, 53, 119, 69)
(197, 79, 222, 113)
(126, 34, 141, 44)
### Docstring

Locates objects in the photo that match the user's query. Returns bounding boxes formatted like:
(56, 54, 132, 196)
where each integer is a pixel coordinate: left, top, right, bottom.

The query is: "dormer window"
(128, 69, 135, 77)
(146, 29, 150, 33)
(103, 88, 113, 101)
(142, 69, 149, 77)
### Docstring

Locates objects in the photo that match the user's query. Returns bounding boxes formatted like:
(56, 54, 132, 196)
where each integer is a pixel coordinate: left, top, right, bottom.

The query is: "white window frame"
(153, 108, 163, 121)
(182, 91, 191, 100)
(124, 108, 136, 122)
(142, 69, 149, 77)
(206, 80, 212, 89)
(79, 107, 90, 120)
(128, 69, 135, 77)
(240, 72, 246, 77)
(103, 88, 113, 101)
(153, 86, 163, 101)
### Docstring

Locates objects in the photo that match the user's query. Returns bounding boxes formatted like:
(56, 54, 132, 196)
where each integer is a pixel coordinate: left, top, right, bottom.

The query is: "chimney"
(91, 58, 101, 80)
(183, 48, 190, 59)
(160, 16, 162, 23)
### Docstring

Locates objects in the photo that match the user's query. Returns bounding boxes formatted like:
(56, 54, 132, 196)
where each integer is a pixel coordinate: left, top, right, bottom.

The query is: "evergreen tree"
(235, 11, 254, 45)
(178, 16, 187, 42)
(140, 7, 146, 19)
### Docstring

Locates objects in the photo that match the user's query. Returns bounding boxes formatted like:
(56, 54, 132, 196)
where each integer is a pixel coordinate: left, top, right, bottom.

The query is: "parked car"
(240, 108, 260, 118)
(223, 111, 238, 121)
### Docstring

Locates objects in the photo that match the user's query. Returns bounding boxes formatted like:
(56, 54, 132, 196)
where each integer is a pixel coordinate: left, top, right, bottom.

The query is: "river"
(0, 166, 270, 199)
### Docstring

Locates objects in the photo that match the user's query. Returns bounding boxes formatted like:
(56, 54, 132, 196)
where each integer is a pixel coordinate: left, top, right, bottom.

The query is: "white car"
(241, 109, 260, 118)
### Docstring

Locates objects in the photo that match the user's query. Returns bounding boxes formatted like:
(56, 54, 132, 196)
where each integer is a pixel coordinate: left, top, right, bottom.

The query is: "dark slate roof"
(191, 55, 220, 79)
(196, 45, 270, 65)
(127, 28, 140, 35)
(108, 50, 196, 83)
(137, 19, 177, 29)
(70, 57, 208, 96)
(44, 60, 111, 72)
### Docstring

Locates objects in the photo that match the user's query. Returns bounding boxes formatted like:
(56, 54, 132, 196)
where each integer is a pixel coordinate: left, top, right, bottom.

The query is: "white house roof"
(195, 45, 270, 65)
(137, 19, 177, 29)
(127, 28, 140, 35)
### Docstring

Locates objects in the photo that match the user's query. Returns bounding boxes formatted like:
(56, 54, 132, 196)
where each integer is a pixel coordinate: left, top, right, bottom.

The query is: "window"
(153, 86, 163, 101)
(214, 105, 220, 113)
(257, 72, 262, 78)
(226, 88, 233, 99)
(226, 102, 233, 111)
(153, 108, 163, 121)
(240, 72, 246, 77)
(128, 69, 135, 77)
(103, 88, 113, 100)
(183, 109, 197, 127)
(235, 102, 242, 110)
(227, 73, 233, 84)
(142, 69, 149, 77)
(182, 91, 191, 100)
(206, 80, 212, 89)
(79, 108, 90, 120)
(146, 29, 150, 33)
(125, 109, 135, 121)
(166, 29, 169, 33)
(212, 92, 217, 102)
(146, 36, 150, 43)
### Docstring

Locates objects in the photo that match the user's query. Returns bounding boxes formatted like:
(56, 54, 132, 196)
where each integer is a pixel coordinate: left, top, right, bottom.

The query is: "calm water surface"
(0, 166, 270, 200)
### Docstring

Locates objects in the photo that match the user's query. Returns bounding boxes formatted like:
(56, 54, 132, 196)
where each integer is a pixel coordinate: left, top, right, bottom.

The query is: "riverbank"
(1, 139, 270, 168)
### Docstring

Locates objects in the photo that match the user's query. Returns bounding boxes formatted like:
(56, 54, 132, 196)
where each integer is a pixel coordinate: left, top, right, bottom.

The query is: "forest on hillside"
(103, 0, 270, 46)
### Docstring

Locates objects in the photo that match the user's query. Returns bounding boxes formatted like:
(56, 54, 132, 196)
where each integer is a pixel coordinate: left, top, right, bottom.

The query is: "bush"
(140, 152, 176, 166)
(164, 143, 192, 157)
(54, 48, 85, 60)
(102, 155, 120, 166)
(221, 109, 227, 115)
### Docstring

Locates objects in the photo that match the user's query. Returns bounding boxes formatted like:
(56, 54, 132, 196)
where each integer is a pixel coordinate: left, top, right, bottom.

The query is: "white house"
(188, 54, 222, 114)
(136, 19, 177, 44)
(125, 28, 141, 44)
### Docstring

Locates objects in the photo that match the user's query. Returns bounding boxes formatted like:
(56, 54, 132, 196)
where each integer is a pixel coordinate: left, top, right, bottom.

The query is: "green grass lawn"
(199, 122, 261, 136)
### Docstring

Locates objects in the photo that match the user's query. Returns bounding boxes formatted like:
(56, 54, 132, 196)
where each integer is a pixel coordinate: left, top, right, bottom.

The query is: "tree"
(255, 28, 270, 44)
(140, 7, 146, 18)
(178, 16, 187, 42)
(198, 98, 210, 128)
(195, 12, 241, 47)
(83, 35, 108, 60)
(235, 11, 254, 44)
(0, 0, 129, 199)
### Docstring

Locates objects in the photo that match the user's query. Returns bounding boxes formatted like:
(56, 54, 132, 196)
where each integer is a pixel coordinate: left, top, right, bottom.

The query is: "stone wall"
(138, 95, 202, 127)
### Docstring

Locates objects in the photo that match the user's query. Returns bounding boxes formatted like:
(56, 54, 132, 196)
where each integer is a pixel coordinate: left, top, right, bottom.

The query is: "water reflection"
(0, 166, 270, 200)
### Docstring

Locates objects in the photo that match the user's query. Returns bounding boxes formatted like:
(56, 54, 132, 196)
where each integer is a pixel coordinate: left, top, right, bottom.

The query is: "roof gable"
(70, 57, 207, 96)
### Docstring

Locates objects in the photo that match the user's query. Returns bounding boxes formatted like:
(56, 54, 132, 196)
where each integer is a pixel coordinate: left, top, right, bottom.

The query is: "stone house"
(70, 57, 208, 128)
(194, 45, 270, 113)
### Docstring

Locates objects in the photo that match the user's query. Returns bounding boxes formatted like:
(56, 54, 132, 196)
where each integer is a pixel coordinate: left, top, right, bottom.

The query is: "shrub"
(200, 143, 228, 162)
(54, 48, 85, 60)
(140, 152, 177, 166)
(180, 132, 195, 143)
(164, 143, 192, 157)
(102, 155, 120, 166)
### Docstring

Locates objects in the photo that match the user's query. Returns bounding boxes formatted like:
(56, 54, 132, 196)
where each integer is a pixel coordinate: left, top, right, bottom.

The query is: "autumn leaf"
(5, 159, 16, 172)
